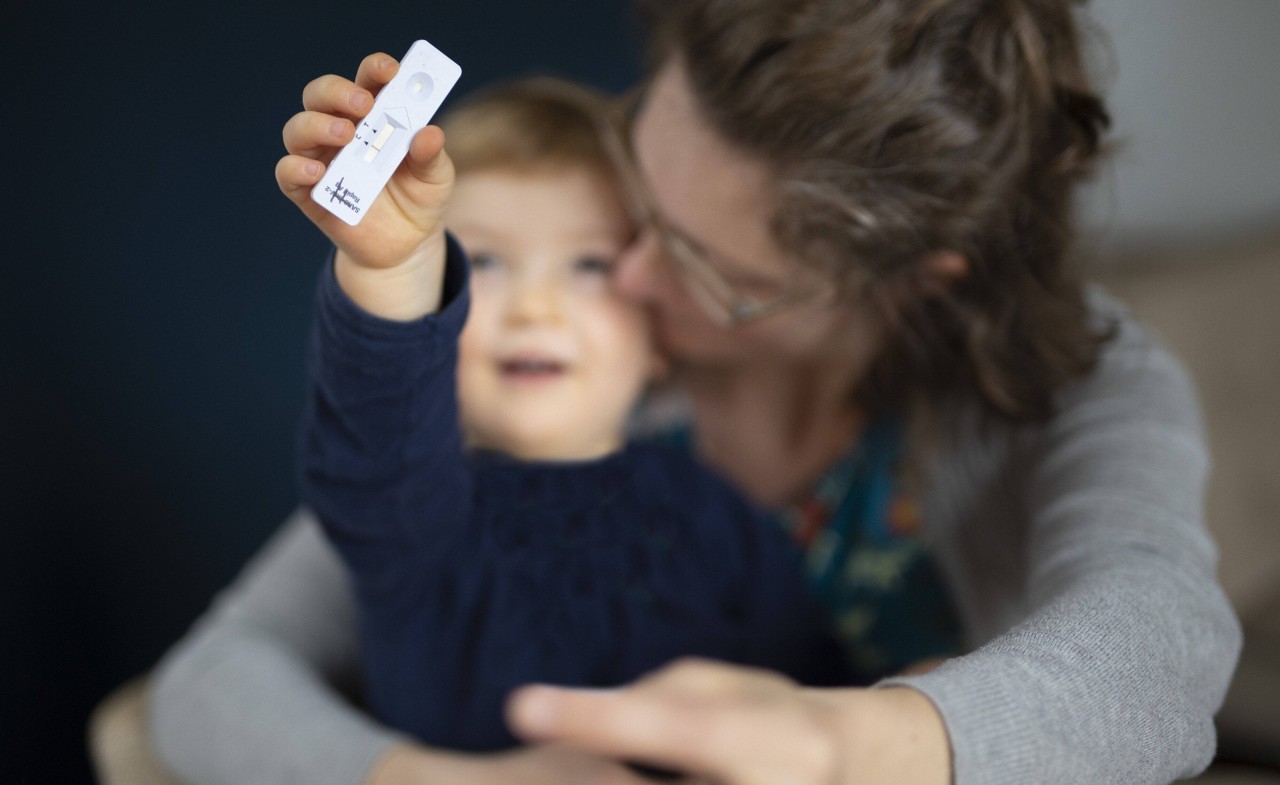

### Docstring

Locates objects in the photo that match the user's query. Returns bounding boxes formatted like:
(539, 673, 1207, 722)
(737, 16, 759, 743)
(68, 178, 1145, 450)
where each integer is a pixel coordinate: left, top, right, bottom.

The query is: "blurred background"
(3, 1, 1278, 782)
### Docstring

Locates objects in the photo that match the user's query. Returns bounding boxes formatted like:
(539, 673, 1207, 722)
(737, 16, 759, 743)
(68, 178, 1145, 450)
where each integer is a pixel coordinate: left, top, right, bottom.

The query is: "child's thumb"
(403, 125, 451, 186)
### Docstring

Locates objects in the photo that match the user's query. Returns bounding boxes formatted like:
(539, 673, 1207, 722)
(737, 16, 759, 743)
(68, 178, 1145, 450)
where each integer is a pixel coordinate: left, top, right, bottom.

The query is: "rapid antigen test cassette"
(311, 40, 461, 225)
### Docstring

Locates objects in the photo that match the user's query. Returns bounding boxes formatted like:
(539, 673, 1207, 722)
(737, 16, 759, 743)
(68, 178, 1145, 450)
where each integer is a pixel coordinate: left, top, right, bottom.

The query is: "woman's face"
(615, 59, 881, 373)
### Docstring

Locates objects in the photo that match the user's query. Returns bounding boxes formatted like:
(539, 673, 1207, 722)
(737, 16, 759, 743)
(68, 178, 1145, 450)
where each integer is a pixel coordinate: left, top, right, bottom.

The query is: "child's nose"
(505, 277, 563, 325)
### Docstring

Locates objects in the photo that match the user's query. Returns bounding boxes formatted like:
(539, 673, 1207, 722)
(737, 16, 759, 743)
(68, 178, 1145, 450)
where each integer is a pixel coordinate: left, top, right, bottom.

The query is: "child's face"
(450, 166, 655, 461)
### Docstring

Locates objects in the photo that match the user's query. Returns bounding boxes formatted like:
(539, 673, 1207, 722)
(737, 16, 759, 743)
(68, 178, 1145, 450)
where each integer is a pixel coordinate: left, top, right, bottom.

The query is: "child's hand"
(277, 53, 454, 319)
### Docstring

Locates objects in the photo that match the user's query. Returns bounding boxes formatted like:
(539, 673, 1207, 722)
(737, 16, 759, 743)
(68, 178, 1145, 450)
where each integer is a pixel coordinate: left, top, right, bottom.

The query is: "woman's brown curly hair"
(639, 0, 1114, 421)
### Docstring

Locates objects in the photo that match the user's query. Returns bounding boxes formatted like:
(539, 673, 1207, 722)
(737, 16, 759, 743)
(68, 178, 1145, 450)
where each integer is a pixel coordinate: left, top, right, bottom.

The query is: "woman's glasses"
(599, 89, 823, 326)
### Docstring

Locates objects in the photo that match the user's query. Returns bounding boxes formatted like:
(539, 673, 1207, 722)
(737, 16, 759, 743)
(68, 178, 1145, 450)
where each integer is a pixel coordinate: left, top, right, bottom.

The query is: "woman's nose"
(613, 226, 668, 303)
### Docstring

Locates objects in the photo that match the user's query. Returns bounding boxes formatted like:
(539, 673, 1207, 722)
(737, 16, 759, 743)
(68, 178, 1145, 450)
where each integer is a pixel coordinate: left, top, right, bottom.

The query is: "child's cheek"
(595, 301, 657, 386)
(456, 307, 491, 387)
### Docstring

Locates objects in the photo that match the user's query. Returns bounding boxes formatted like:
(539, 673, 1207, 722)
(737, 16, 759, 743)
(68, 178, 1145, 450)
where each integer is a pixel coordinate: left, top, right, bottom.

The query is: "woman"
(151, 1, 1240, 783)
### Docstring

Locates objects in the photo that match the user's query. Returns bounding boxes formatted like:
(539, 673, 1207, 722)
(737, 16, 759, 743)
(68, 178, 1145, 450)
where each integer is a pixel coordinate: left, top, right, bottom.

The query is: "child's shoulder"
(623, 438, 801, 585)
(623, 438, 768, 527)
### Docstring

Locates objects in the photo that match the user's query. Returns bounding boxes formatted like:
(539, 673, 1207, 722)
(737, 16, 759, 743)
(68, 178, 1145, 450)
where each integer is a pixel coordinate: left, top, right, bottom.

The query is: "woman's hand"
(276, 52, 454, 319)
(366, 741, 702, 785)
(507, 658, 952, 785)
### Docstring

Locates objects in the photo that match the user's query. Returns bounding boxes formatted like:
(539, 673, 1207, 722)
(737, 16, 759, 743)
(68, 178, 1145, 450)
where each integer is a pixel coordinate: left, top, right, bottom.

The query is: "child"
(295, 75, 848, 752)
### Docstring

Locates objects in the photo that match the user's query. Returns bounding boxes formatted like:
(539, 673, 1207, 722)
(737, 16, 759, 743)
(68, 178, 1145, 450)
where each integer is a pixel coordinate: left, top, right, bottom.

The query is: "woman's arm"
(881, 294, 1243, 785)
(148, 509, 407, 785)
(506, 294, 1242, 785)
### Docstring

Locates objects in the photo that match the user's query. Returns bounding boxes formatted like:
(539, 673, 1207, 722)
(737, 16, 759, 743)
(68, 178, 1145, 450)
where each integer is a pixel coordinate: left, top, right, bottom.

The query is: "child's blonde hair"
(440, 77, 627, 185)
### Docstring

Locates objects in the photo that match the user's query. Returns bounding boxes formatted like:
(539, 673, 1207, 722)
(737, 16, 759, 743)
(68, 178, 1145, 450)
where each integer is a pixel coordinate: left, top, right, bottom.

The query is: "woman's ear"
(919, 251, 969, 295)
(647, 347, 672, 383)
(880, 251, 969, 310)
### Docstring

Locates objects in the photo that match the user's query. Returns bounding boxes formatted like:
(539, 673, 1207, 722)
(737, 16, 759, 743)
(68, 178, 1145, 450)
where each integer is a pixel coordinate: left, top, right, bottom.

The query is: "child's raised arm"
(276, 52, 455, 321)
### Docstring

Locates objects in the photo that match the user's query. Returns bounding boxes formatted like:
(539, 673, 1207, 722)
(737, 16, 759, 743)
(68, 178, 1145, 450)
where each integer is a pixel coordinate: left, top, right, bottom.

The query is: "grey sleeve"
(149, 508, 406, 785)
(883, 302, 1243, 785)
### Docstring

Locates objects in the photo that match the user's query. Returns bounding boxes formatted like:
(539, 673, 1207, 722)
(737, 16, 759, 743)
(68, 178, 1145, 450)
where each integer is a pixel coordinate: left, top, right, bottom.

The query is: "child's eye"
(469, 252, 501, 271)
(573, 256, 616, 276)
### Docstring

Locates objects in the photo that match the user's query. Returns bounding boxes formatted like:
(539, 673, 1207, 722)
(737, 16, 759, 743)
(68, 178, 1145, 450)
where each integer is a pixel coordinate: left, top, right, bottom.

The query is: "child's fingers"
(354, 52, 399, 94)
(275, 155, 345, 230)
(301, 74, 374, 121)
(275, 154, 325, 200)
(282, 110, 354, 159)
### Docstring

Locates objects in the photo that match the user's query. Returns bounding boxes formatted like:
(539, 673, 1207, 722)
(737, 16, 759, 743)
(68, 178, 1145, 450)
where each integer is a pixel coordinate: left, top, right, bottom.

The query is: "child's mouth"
(499, 357, 567, 383)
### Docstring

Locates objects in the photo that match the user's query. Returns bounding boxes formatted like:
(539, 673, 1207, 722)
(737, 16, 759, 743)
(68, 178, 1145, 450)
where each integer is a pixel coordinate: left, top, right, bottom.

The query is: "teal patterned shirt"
(657, 417, 962, 683)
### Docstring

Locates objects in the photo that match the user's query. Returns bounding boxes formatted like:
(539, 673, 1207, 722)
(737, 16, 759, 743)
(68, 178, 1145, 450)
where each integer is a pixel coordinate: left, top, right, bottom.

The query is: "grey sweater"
(149, 291, 1242, 785)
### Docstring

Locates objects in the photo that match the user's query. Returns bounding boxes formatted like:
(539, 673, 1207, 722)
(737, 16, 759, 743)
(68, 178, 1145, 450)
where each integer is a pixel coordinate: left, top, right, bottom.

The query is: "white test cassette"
(311, 40, 461, 225)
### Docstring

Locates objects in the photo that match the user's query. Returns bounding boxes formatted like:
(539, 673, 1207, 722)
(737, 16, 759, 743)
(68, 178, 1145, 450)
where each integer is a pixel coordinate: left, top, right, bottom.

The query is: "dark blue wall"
(3, 2, 641, 781)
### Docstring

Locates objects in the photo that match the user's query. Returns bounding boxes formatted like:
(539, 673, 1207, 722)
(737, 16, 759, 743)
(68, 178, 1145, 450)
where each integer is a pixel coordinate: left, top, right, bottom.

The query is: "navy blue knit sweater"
(299, 239, 849, 751)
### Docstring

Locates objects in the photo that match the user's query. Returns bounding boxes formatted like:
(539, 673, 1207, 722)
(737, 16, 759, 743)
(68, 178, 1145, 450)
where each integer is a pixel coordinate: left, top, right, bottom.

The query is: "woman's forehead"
(632, 62, 785, 274)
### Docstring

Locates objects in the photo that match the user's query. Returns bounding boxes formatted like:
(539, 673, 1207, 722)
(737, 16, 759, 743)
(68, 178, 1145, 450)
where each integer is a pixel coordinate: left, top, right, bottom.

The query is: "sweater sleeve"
(149, 509, 406, 785)
(148, 239, 472, 785)
(299, 237, 472, 574)
(881, 294, 1242, 785)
